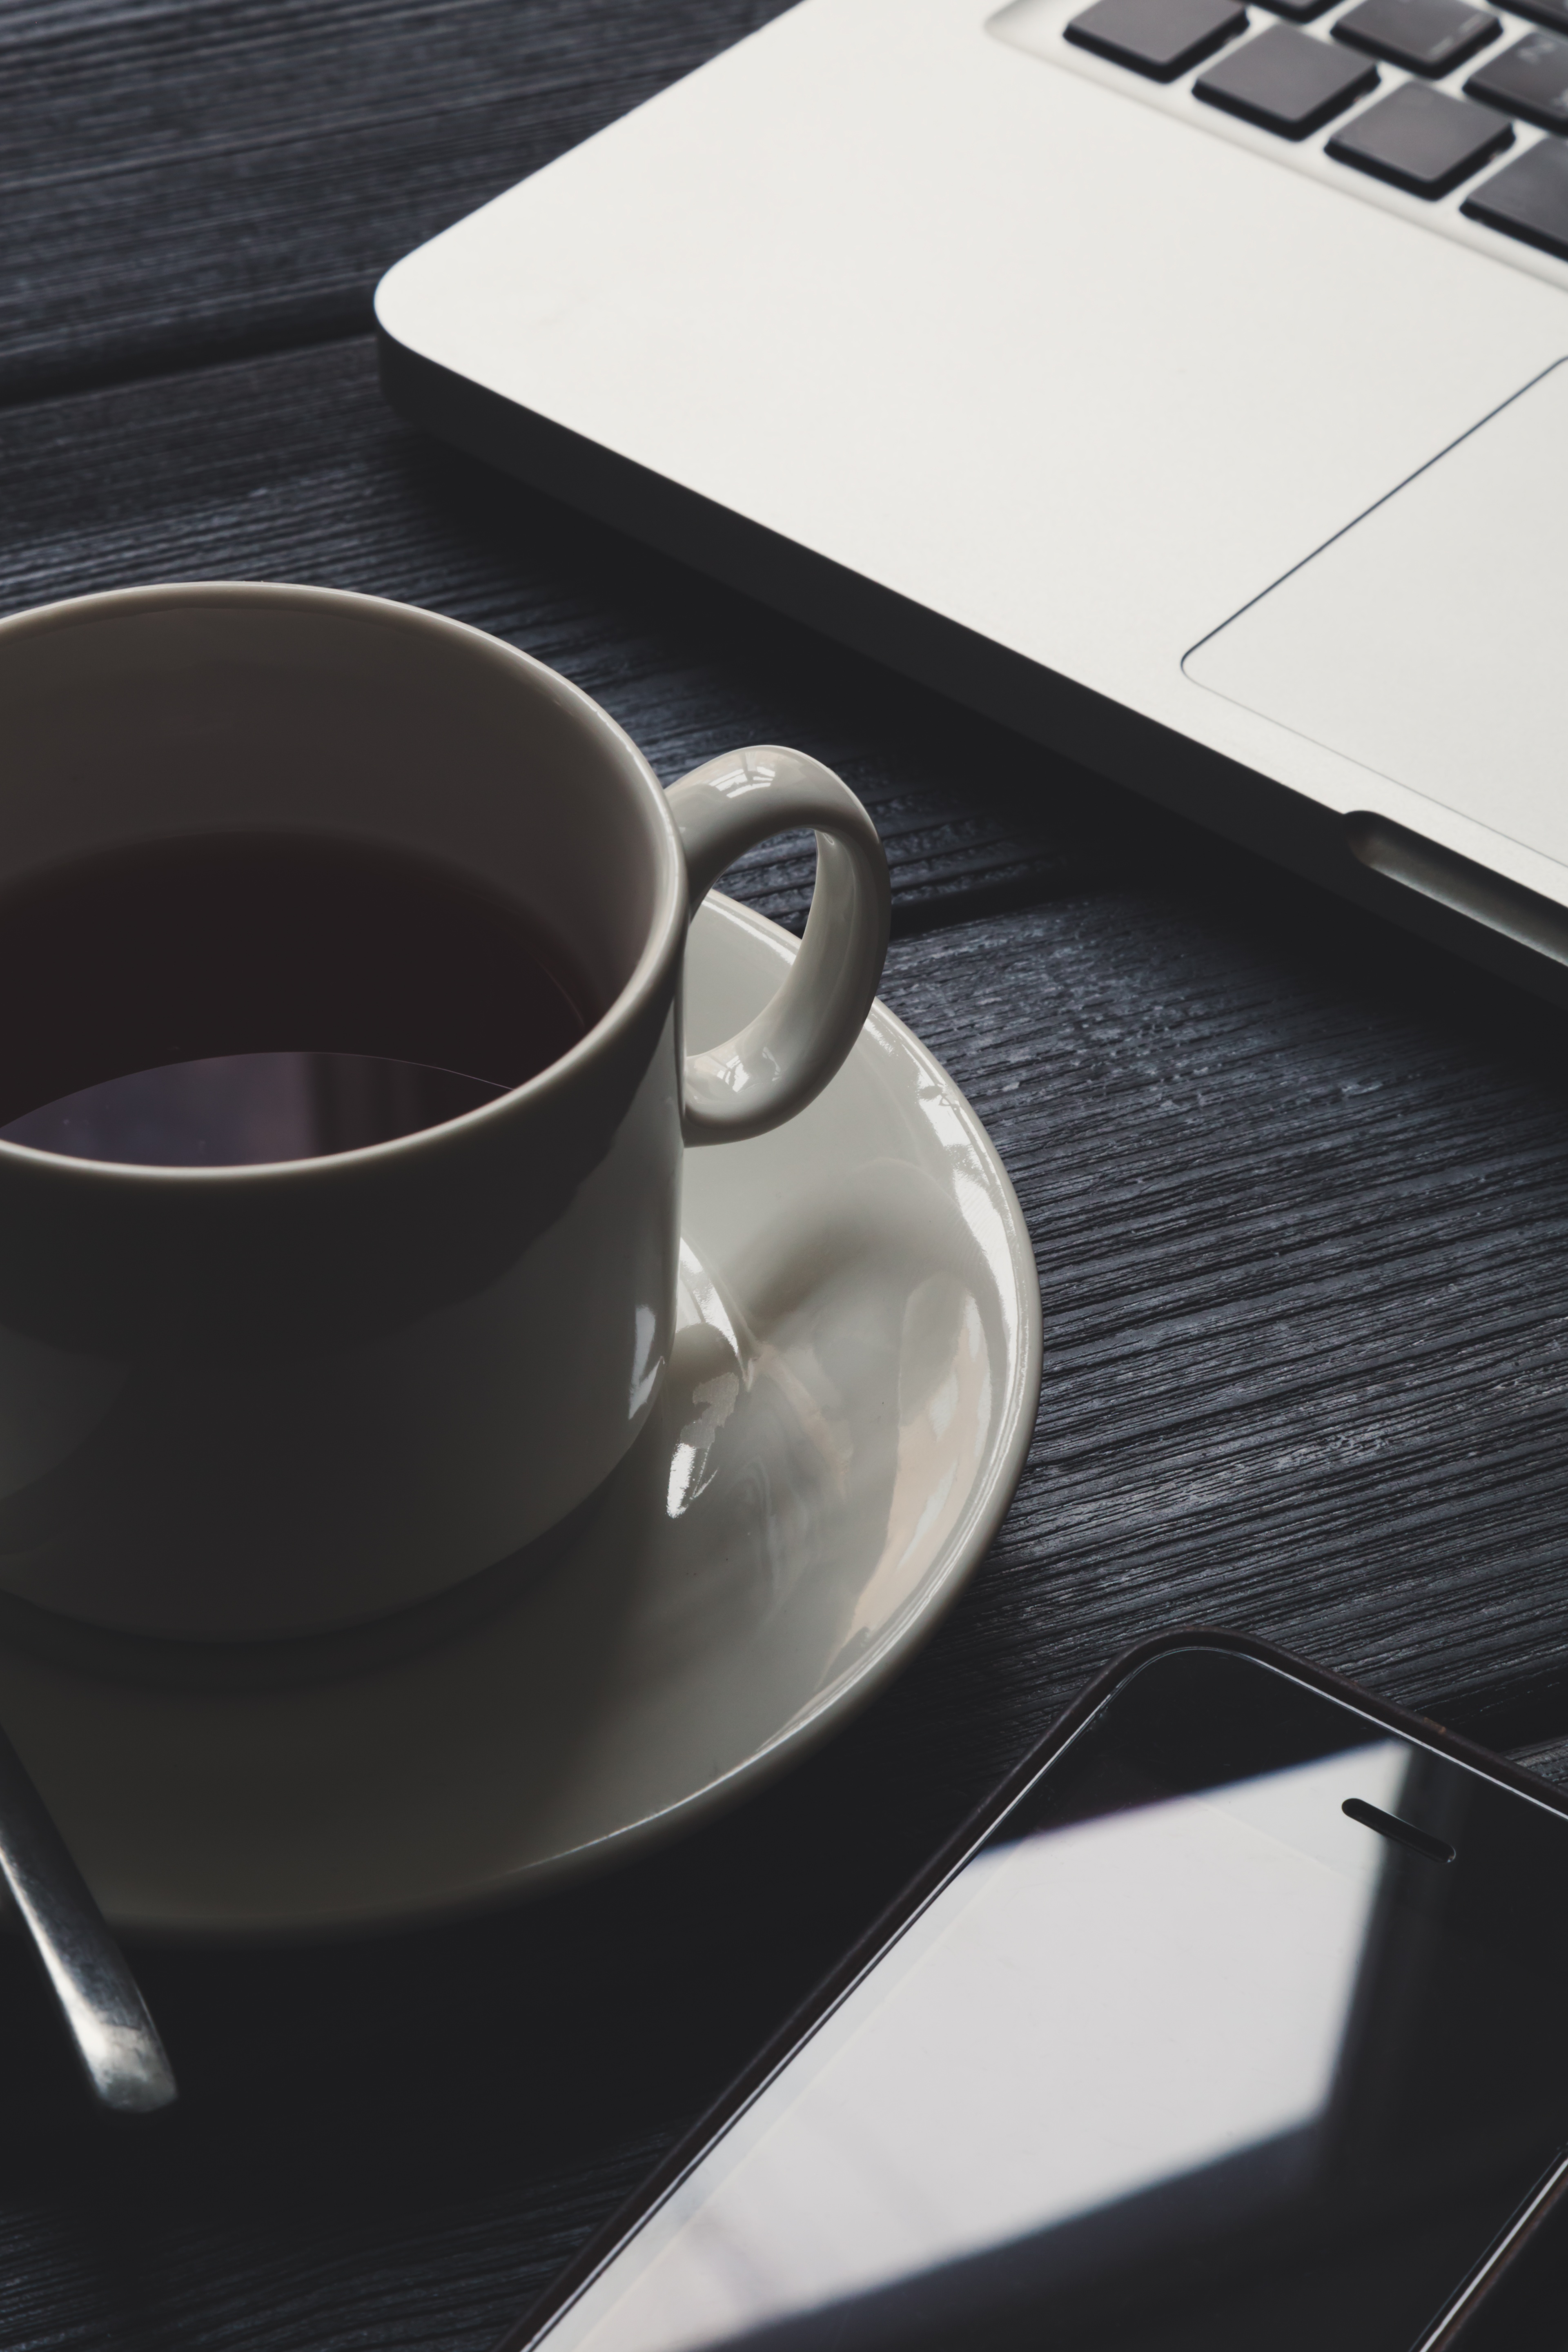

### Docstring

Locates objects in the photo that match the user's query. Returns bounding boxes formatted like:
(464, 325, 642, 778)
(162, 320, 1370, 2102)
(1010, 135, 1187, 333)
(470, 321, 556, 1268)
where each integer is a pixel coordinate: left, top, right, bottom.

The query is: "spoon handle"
(0, 1721, 176, 2113)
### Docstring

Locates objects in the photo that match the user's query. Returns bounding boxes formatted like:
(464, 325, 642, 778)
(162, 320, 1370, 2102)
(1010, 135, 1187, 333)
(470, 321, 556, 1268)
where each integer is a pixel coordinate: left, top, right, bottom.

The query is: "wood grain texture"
(0, 338, 1105, 931)
(8, 0, 1568, 2332)
(891, 896, 1568, 1764)
(0, 884, 1565, 2349)
(9, 346, 1568, 1773)
(0, 0, 793, 404)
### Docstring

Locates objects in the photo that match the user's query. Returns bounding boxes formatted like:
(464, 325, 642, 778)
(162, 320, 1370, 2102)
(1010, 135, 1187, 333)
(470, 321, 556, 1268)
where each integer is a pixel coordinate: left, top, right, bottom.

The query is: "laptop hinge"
(1345, 815, 1568, 972)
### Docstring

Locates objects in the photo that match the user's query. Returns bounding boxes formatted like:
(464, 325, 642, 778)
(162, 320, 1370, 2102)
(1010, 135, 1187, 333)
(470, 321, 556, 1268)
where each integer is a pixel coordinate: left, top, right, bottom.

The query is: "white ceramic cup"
(0, 583, 889, 1648)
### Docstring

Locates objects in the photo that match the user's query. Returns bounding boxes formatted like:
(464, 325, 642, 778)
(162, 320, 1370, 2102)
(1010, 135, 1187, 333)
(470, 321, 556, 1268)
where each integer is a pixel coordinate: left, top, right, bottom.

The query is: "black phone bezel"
(492, 1623, 1568, 2352)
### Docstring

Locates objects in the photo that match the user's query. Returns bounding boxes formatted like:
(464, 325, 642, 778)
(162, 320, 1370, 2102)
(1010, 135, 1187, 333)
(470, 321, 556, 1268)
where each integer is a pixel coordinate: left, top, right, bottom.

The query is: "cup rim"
(0, 581, 689, 1187)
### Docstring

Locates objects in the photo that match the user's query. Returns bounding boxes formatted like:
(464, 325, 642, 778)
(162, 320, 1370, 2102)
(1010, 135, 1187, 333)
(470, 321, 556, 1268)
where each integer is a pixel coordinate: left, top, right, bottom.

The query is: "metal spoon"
(0, 1718, 175, 2113)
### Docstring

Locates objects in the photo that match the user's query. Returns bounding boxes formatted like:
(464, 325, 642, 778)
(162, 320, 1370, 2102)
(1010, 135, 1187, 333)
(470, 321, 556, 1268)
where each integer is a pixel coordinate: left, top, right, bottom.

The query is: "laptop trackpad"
(1184, 361, 1568, 870)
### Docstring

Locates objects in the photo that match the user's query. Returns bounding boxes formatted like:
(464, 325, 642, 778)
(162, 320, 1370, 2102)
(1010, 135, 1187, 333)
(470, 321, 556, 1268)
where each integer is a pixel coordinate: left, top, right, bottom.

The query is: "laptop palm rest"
(1185, 359, 1568, 877)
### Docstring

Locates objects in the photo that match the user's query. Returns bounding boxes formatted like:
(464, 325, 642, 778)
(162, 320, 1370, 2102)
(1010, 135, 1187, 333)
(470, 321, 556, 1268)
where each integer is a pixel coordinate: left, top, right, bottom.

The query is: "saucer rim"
(0, 894, 1043, 1940)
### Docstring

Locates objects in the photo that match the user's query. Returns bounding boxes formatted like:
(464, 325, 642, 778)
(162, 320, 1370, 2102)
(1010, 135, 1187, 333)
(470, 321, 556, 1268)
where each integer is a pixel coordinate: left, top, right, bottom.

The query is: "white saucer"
(0, 895, 1041, 1938)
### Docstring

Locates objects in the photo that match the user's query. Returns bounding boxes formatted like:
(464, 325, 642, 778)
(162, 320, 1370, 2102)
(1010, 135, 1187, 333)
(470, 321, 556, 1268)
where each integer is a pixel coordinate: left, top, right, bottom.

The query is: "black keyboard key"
(1195, 24, 1378, 135)
(1463, 133, 1568, 252)
(1334, 0, 1498, 74)
(1466, 31, 1568, 133)
(1258, 0, 1336, 24)
(1327, 81, 1513, 190)
(1065, 0, 1247, 80)
(1510, 0, 1568, 34)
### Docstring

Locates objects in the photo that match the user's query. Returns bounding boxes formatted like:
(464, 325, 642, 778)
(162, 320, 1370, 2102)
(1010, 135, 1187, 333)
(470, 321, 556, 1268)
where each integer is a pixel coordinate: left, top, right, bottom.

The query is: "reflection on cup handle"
(667, 747, 891, 1146)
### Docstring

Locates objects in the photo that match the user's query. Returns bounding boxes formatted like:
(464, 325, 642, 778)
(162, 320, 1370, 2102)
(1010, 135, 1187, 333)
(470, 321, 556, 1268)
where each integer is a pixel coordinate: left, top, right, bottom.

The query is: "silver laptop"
(376, 0, 1568, 1003)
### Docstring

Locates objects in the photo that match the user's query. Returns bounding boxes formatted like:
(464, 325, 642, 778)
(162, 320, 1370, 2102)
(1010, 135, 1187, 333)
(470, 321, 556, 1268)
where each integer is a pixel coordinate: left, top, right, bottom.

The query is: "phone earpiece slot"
(1343, 1795, 1456, 1865)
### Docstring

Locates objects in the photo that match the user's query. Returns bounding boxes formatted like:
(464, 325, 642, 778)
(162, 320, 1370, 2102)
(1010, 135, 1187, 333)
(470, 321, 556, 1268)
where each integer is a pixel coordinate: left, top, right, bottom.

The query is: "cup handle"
(666, 746, 891, 1146)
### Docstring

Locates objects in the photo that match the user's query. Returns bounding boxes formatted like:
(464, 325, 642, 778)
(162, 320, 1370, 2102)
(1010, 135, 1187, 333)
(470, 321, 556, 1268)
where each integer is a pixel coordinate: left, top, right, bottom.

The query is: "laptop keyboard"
(1334, 0, 1499, 72)
(1326, 80, 1513, 189)
(1192, 21, 1381, 131)
(1002, 0, 1568, 266)
(1065, 0, 1249, 74)
(1466, 31, 1568, 129)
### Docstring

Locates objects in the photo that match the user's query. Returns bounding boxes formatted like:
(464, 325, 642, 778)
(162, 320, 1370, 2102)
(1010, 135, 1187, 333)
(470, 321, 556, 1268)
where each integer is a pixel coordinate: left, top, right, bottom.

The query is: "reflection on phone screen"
(525, 1652, 1568, 2352)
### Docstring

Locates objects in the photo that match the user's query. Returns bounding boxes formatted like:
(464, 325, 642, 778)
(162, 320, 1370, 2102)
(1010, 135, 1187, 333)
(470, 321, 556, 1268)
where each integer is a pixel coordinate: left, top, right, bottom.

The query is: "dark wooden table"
(7, 3, 1568, 2342)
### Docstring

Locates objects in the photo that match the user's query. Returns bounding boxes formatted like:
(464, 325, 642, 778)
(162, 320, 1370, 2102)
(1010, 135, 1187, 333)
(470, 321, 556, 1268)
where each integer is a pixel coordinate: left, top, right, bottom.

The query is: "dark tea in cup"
(0, 834, 595, 1166)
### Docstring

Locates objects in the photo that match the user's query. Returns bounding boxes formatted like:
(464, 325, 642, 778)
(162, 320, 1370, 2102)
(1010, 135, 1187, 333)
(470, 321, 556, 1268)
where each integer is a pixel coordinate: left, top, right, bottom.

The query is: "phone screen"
(521, 1649, 1568, 2352)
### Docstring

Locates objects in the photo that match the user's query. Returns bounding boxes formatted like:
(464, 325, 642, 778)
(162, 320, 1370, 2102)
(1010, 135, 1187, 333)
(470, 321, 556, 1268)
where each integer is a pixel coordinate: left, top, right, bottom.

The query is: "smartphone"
(500, 1632, 1568, 2352)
